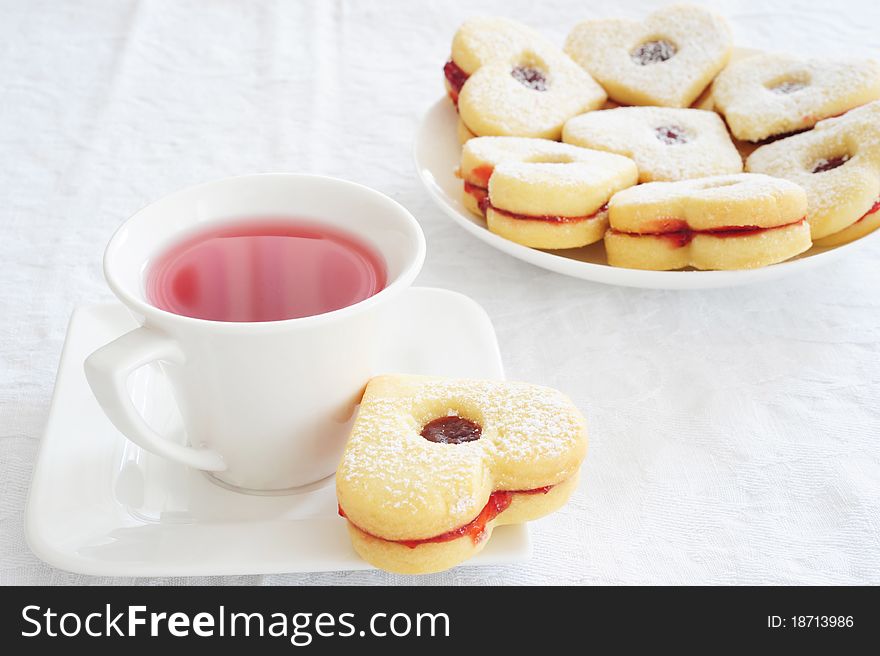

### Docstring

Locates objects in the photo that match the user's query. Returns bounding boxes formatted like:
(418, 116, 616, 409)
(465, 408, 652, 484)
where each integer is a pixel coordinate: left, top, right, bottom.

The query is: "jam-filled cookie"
(746, 101, 880, 244)
(564, 4, 732, 108)
(605, 173, 810, 270)
(712, 54, 880, 143)
(461, 137, 638, 249)
(562, 107, 742, 182)
(445, 17, 607, 139)
(336, 375, 588, 574)
(443, 16, 554, 105)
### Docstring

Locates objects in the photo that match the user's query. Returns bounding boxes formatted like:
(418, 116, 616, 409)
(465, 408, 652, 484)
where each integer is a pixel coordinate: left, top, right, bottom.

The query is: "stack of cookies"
(443, 5, 880, 270)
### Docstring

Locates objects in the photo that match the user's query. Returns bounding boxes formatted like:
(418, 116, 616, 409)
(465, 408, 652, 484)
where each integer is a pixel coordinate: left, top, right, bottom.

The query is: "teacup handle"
(84, 326, 226, 471)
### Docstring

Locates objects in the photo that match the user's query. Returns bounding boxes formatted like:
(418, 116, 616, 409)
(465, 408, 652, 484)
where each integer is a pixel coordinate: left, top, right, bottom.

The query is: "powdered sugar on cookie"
(712, 54, 880, 142)
(458, 50, 606, 139)
(336, 375, 587, 540)
(563, 107, 742, 182)
(609, 173, 807, 230)
(746, 101, 880, 239)
(446, 17, 606, 139)
(606, 173, 811, 270)
(450, 16, 556, 75)
(564, 4, 732, 107)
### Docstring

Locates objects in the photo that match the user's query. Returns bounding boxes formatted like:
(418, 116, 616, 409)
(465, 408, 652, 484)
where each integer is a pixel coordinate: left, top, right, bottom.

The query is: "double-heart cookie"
(446, 17, 607, 139)
(562, 107, 742, 182)
(460, 136, 638, 249)
(712, 54, 880, 143)
(336, 375, 588, 574)
(564, 4, 732, 108)
(746, 101, 880, 244)
(605, 173, 810, 270)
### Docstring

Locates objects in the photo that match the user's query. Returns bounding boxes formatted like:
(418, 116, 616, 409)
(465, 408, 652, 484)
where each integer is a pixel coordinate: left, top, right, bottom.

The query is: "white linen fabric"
(1, 0, 879, 585)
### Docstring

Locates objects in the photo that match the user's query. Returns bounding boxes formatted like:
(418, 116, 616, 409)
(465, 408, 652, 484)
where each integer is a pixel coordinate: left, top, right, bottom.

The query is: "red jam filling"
(420, 416, 482, 444)
(338, 484, 554, 549)
(470, 165, 493, 187)
(488, 202, 609, 224)
(511, 66, 548, 91)
(443, 59, 470, 104)
(463, 181, 491, 214)
(398, 491, 513, 548)
(516, 485, 554, 495)
(812, 155, 850, 173)
(464, 171, 608, 223)
(631, 40, 676, 65)
(755, 109, 850, 144)
(655, 125, 688, 144)
(611, 217, 807, 248)
(854, 198, 880, 224)
(751, 128, 808, 145)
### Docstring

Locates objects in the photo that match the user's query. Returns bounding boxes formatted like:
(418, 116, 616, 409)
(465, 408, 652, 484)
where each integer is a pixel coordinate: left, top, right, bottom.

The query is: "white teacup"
(85, 174, 425, 492)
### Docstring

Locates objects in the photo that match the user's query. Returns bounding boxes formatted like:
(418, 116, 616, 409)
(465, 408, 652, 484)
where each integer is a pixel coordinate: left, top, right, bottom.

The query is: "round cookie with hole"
(564, 4, 732, 108)
(445, 17, 606, 139)
(563, 107, 742, 182)
(712, 53, 880, 143)
(460, 136, 638, 249)
(605, 173, 810, 270)
(336, 374, 588, 574)
(746, 101, 880, 243)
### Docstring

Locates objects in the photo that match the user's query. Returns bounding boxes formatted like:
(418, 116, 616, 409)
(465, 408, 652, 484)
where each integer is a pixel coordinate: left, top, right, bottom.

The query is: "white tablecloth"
(2, 0, 879, 585)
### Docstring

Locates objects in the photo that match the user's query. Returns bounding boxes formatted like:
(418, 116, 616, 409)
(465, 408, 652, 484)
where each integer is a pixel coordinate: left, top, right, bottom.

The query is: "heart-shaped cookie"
(564, 4, 732, 108)
(712, 54, 880, 142)
(336, 374, 588, 574)
(460, 137, 638, 249)
(443, 16, 555, 104)
(746, 101, 880, 243)
(445, 17, 607, 139)
(563, 106, 743, 182)
(605, 173, 810, 270)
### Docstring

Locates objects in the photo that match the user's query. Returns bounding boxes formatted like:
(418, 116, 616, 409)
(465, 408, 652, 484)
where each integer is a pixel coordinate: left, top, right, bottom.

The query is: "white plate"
(414, 98, 875, 290)
(26, 288, 530, 576)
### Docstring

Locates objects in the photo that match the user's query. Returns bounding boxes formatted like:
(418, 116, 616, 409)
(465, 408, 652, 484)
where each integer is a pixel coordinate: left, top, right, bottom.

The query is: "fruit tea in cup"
(146, 219, 387, 322)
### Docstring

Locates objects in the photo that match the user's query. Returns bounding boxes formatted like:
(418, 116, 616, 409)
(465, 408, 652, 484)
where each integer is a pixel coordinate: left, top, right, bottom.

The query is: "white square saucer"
(26, 287, 531, 576)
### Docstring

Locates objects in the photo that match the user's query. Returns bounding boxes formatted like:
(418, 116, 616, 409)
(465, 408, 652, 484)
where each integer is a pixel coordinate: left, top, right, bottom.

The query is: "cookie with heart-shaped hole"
(446, 17, 607, 139)
(336, 375, 588, 574)
(563, 107, 742, 182)
(712, 54, 880, 143)
(460, 136, 638, 248)
(606, 173, 810, 270)
(564, 4, 732, 108)
(746, 101, 880, 243)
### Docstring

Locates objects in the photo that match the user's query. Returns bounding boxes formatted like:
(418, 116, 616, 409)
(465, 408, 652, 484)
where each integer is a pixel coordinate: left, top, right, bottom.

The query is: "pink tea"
(146, 219, 387, 322)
